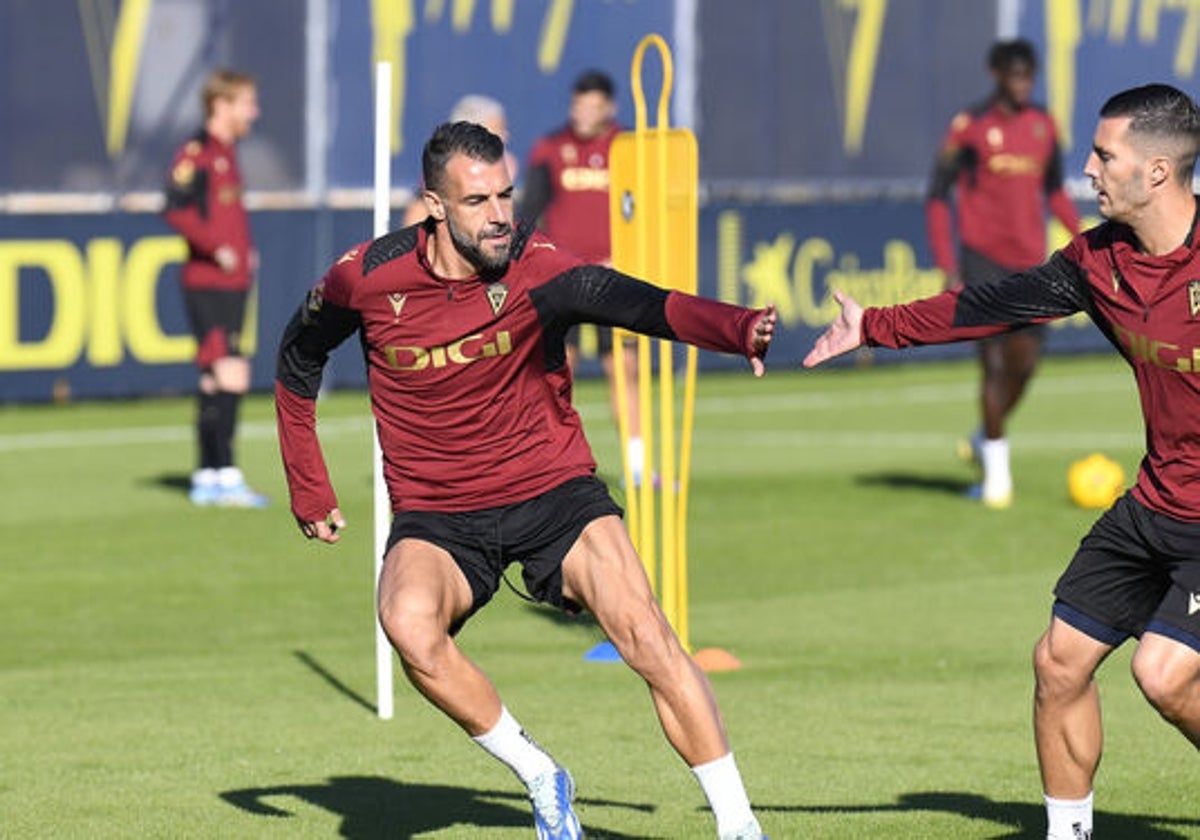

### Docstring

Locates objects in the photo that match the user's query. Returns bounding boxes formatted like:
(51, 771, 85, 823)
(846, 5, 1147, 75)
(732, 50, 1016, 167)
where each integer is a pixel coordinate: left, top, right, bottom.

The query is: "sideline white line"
(0, 416, 371, 453)
(691, 429, 1143, 451)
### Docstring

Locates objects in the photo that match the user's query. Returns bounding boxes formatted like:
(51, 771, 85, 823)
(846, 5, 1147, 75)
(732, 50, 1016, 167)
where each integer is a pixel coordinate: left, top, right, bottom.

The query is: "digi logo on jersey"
(559, 167, 609, 192)
(383, 331, 513, 371)
(987, 153, 1041, 176)
(1113, 324, 1200, 373)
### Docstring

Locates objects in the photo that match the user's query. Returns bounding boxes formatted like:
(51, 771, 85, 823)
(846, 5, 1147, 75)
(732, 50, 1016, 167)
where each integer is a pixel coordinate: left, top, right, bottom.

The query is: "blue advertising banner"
(0, 211, 320, 403)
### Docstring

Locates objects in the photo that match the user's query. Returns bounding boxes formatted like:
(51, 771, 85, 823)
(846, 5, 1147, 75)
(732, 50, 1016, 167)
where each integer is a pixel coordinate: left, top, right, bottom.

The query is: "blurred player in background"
(519, 70, 647, 485)
(402, 94, 517, 227)
(276, 122, 774, 840)
(807, 83, 1200, 840)
(926, 39, 1080, 508)
(163, 68, 267, 508)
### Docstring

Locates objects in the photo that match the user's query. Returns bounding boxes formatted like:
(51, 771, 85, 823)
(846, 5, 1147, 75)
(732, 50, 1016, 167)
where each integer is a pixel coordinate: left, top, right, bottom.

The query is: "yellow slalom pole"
(629, 37, 657, 593)
(608, 33, 732, 668)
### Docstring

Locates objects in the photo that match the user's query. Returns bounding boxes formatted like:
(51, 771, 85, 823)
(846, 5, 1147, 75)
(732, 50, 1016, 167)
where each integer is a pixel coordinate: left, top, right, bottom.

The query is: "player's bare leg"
(562, 516, 762, 838)
(1131, 632, 1200, 748)
(998, 330, 1041, 421)
(377, 538, 502, 734)
(979, 339, 1008, 442)
(378, 538, 579, 837)
(972, 332, 1039, 508)
(1034, 616, 1113, 839)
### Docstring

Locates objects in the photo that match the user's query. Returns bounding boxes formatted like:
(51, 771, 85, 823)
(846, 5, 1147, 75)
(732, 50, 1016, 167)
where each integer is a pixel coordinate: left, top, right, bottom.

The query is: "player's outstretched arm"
(748, 303, 777, 377)
(803, 290, 864, 368)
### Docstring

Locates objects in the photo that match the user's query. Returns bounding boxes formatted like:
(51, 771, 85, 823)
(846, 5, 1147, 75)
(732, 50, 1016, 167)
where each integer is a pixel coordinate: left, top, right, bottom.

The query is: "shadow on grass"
(855, 471, 972, 498)
(294, 650, 377, 716)
(143, 472, 192, 496)
(220, 775, 656, 839)
(759, 790, 1200, 838)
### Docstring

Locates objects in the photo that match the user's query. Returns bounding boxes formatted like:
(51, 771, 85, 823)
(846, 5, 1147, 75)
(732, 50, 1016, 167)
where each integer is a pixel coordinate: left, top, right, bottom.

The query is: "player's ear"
(1148, 156, 1172, 188)
(424, 191, 446, 221)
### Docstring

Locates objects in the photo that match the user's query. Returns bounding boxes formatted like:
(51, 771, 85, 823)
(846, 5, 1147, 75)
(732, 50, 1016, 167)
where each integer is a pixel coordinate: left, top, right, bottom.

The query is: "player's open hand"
(748, 303, 777, 377)
(803, 291, 864, 368)
(299, 508, 347, 544)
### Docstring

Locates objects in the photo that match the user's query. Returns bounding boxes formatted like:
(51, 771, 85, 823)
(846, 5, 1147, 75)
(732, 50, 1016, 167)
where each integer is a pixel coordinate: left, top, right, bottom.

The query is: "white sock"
(216, 466, 246, 488)
(471, 706, 557, 786)
(191, 468, 218, 488)
(980, 437, 1012, 497)
(626, 436, 645, 481)
(691, 753, 757, 837)
(1045, 791, 1093, 839)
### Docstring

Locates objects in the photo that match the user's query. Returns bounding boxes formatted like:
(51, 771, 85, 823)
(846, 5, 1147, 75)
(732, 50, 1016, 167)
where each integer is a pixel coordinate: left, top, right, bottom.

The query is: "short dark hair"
(1100, 83, 1200, 183)
(988, 39, 1037, 73)
(572, 69, 615, 99)
(422, 121, 505, 194)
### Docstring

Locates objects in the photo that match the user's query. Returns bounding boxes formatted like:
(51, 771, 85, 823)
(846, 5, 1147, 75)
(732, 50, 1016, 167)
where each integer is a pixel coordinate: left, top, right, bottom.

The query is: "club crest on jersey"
(486, 282, 509, 315)
(1189, 280, 1200, 317)
(388, 293, 407, 321)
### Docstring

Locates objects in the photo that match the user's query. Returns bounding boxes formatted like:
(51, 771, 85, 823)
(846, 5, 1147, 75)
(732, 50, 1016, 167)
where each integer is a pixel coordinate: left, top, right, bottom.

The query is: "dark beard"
(447, 215, 511, 273)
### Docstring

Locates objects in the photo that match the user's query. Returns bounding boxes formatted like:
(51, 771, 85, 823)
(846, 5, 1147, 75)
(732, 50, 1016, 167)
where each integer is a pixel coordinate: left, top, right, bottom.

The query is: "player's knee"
(610, 601, 679, 675)
(1033, 633, 1088, 701)
(1131, 655, 1195, 723)
(379, 599, 447, 672)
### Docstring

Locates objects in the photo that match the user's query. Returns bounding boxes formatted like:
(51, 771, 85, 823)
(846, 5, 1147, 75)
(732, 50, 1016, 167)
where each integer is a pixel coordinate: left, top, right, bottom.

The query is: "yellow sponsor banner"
(0, 235, 201, 371)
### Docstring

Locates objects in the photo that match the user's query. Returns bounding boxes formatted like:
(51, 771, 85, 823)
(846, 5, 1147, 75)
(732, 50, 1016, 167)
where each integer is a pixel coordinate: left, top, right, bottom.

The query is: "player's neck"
(1131, 191, 1198, 256)
(206, 119, 237, 147)
(993, 94, 1024, 115)
(424, 230, 477, 280)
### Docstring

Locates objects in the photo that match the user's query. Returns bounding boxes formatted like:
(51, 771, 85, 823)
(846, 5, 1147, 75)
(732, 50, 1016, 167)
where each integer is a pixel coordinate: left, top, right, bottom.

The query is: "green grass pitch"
(2, 353, 1197, 839)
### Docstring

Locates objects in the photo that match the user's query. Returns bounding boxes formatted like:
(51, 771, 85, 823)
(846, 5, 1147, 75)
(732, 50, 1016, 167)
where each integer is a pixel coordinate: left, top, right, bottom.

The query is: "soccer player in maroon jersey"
(519, 70, 648, 485)
(163, 68, 267, 508)
(926, 40, 1081, 508)
(806, 84, 1200, 840)
(276, 122, 774, 840)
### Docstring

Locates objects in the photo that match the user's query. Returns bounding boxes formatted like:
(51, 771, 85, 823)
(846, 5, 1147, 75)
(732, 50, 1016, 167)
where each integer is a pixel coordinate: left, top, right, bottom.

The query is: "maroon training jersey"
(861, 209, 1200, 520)
(926, 99, 1079, 273)
(163, 130, 254, 291)
(520, 123, 621, 263)
(276, 223, 763, 520)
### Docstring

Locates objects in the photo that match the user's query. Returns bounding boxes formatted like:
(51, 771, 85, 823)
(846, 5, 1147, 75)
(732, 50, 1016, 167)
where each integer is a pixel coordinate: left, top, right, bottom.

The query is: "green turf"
(2, 353, 1197, 839)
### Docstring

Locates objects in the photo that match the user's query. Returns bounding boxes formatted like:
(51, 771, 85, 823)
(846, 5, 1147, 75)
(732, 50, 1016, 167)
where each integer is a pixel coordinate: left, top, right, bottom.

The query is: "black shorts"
(184, 288, 247, 367)
(1053, 492, 1200, 653)
(960, 247, 1046, 343)
(386, 475, 623, 633)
